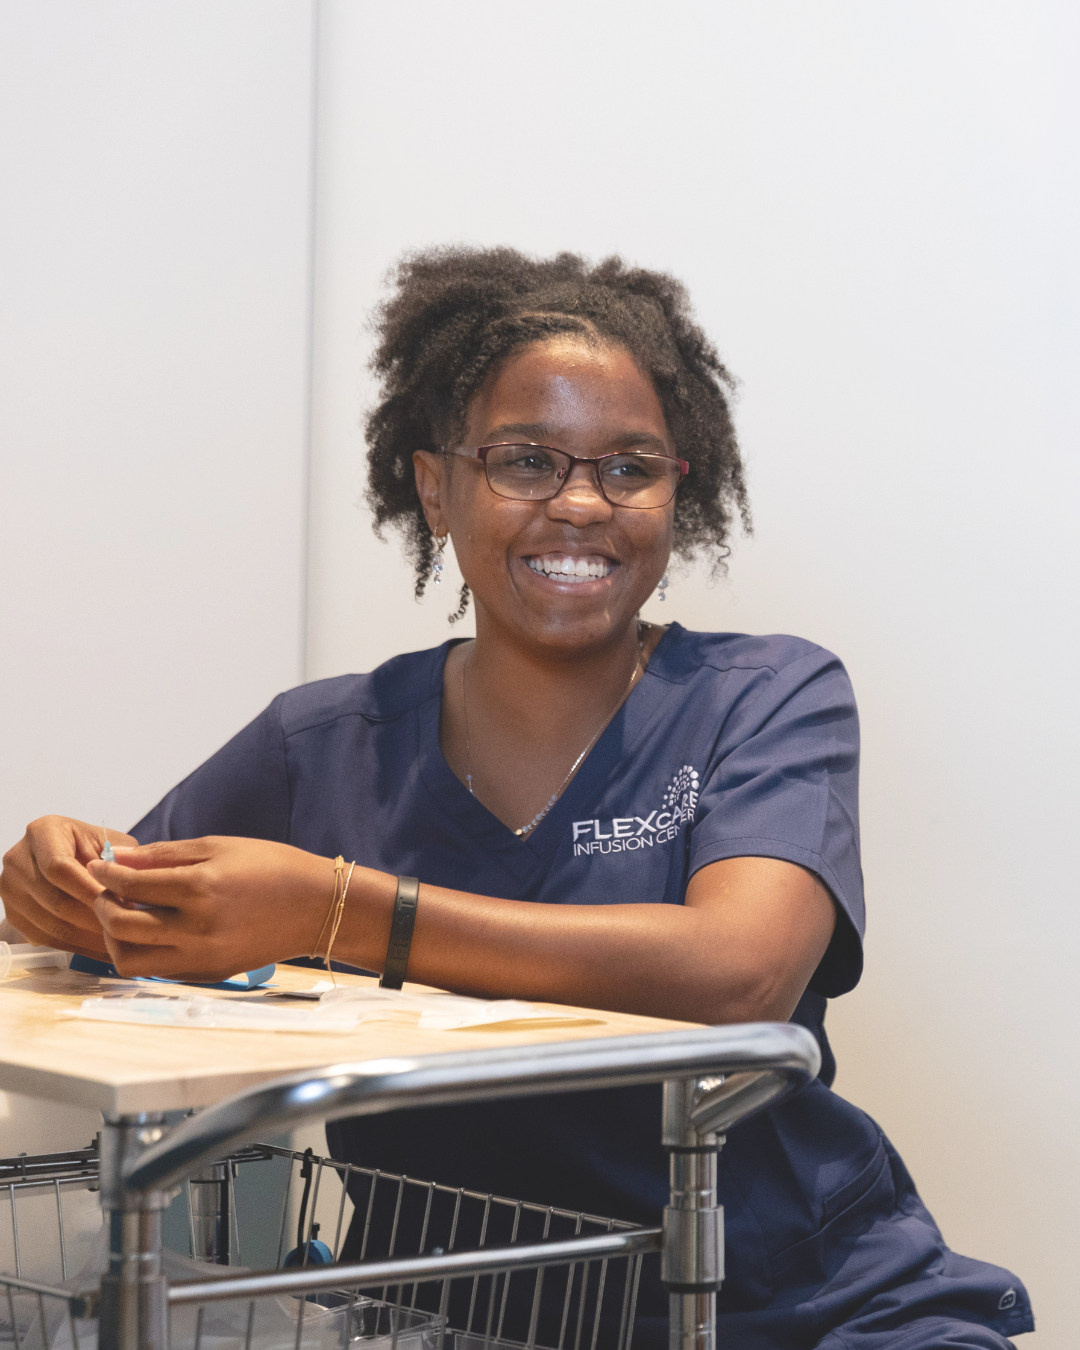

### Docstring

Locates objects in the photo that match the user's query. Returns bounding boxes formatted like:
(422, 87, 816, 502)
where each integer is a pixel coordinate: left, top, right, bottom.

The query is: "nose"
(546, 459, 612, 524)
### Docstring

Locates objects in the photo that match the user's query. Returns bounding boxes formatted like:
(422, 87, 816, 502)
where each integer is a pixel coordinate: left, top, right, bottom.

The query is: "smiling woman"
(0, 247, 1032, 1350)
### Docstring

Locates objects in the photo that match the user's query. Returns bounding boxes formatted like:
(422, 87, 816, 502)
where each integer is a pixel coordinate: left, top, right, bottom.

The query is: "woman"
(0, 249, 1031, 1349)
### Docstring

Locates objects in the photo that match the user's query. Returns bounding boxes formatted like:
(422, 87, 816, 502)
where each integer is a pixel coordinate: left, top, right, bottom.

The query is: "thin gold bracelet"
(324, 860, 356, 987)
(310, 856, 345, 961)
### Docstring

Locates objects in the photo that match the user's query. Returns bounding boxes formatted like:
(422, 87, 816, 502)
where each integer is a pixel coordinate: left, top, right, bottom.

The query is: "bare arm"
(85, 838, 835, 1024)
(329, 856, 833, 1023)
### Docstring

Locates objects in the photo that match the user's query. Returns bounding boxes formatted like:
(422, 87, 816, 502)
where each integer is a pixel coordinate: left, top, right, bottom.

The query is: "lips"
(524, 554, 615, 583)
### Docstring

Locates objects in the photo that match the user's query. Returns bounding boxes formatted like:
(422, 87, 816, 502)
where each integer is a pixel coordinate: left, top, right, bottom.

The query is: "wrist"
(328, 865, 397, 970)
(280, 849, 343, 962)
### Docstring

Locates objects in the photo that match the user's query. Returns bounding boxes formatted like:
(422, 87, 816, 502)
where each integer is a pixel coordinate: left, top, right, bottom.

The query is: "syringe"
(0, 942, 70, 979)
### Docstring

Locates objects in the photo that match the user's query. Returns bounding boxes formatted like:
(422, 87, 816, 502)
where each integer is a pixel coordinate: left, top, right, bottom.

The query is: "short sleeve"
(130, 696, 292, 845)
(688, 647, 864, 996)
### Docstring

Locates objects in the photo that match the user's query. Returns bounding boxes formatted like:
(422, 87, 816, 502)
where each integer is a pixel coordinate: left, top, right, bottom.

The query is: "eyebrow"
(484, 423, 669, 452)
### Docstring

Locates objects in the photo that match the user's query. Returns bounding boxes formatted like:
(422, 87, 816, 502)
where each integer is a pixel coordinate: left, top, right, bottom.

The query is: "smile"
(525, 554, 614, 583)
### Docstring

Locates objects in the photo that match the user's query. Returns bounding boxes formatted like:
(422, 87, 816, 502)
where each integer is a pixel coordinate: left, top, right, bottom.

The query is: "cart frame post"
(661, 1079, 725, 1350)
(188, 1162, 232, 1265)
(97, 1114, 175, 1350)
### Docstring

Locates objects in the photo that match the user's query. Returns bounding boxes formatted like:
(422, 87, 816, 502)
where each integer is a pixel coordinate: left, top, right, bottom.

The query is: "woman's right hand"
(0, 816, 136, 959)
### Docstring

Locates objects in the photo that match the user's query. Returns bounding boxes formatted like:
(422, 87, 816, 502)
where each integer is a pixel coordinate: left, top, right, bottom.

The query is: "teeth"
(526, 556, 613, 582)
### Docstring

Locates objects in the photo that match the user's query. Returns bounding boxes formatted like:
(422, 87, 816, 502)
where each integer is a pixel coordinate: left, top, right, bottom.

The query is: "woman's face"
(414, 336, 676, 655)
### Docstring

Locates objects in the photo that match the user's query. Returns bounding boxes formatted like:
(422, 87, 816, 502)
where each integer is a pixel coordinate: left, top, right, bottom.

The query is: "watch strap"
(379, 876, 419, 990)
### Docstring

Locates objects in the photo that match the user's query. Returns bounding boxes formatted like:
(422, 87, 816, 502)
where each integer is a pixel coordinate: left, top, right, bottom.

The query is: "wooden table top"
(0, 964, 696, 1115)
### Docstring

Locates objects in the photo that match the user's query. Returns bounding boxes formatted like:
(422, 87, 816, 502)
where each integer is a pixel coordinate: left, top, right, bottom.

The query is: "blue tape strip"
(69, 954, 276, 991)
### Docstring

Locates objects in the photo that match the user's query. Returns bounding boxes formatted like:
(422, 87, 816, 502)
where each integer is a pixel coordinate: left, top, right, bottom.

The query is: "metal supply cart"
(1, 1025, 819, 1350)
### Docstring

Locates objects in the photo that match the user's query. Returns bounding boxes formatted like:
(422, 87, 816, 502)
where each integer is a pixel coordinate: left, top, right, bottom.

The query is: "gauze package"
(59, 986, 604, 1034)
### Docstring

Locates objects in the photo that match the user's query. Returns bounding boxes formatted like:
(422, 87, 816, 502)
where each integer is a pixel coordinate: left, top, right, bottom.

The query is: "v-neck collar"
(415, 624, 691, 885)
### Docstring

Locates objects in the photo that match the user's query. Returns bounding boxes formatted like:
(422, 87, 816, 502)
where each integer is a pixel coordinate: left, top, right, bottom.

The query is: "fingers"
(95, 893, 230, 978)
(97, 905, 230, 980)
(96, 897, 231, 980)
(102, 937, 225, 982)
(2, 842, 105, 941)
(105, 838, 216, 871)
(8, 905, 112, 960)
(88, 838, 236, 915)
(0, 817, 156, 962)
(69, 821, 136, 870)
(30, 817, 112, 904)
(87, 859, 205, 909)
(28, 847, 108, 932)
(1, 874, 101, 939)
(94, 893, 177, 945)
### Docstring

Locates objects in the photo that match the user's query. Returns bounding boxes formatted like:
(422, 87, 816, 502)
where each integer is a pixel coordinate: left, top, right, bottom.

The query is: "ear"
(413, 451, 447, 535)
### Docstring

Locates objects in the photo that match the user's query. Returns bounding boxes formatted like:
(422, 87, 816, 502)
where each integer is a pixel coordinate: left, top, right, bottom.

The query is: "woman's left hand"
(86, 837, 335, 981)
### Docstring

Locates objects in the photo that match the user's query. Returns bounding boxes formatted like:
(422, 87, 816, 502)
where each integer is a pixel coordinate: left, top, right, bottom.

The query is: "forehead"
(465, 337, 671, 446)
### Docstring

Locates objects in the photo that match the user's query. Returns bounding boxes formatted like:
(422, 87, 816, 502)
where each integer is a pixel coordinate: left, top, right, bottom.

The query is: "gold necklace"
(461, 624, 647, 837)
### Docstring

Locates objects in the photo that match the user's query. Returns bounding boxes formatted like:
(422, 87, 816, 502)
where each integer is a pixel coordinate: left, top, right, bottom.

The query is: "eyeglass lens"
(483, 445, 681, 508)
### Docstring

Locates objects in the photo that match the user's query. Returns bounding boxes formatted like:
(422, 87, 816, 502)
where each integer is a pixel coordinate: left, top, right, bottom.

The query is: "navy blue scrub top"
(132, 625, 1032, 1349)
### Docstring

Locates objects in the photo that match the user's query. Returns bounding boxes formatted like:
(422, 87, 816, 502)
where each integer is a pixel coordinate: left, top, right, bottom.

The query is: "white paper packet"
(59, 986, 604, 1033)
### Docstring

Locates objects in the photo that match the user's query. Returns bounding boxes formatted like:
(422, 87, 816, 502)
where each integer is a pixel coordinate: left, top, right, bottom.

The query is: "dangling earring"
(431, 534, 448, 586)
(657, 573, 669, 603)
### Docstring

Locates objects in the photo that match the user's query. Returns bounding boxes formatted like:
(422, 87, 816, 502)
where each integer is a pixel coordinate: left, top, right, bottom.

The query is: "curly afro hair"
(365, 246, 750, 613)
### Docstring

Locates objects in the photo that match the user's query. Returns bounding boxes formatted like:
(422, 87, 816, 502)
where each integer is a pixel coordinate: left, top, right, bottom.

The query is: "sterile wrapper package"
(58, 986, 606, 1033)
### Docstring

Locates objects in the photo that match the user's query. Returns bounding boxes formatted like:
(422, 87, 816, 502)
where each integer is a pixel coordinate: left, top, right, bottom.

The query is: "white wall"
(307, 2, 1078, 1345)
(0, 0, 314, 877)
(0, 0, 315, 1150)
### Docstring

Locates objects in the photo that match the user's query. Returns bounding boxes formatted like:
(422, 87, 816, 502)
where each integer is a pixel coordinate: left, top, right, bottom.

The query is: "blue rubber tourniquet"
(68, 953, 275, 991)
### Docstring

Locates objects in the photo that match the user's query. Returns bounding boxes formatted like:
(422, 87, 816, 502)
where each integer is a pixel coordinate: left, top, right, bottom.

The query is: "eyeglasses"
(441, 443, 690, 509)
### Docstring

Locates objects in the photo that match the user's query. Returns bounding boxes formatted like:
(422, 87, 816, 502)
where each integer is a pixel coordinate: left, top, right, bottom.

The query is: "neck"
(465, 610, 647, 746)
(440, 609, 666, 834)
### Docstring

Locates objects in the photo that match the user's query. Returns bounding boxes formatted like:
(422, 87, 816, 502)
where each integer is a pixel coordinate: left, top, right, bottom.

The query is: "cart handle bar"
(125, 1023, 820, 1196)
(168, 1226, 664, 1307)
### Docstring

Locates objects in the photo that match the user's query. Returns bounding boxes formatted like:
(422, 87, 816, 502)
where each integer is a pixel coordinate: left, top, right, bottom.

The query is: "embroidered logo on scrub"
(571, 765, 700, 857)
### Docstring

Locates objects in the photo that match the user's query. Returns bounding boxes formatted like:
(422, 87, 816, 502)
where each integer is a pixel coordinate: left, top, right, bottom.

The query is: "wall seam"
(297, 0, 322, 687)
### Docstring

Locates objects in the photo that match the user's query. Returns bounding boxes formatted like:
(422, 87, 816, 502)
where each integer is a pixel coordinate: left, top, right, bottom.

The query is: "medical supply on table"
(68, 952, 277, 990)
(0, 942, 71, 979)
(60, 984, 605, 1032)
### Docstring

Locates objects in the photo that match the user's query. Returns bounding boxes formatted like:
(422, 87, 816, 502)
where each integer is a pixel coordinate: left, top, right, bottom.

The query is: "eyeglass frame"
(438, 442, 691, 509)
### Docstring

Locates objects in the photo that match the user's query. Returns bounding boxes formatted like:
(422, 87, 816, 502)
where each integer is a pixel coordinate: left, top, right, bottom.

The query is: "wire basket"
(0, 1142, 647, 1350)
(1, 1147, 101, 1284)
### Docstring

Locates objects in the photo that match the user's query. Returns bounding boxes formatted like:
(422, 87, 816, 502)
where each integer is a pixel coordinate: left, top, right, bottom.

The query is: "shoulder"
(655, 625, 846, 684)
(274, 644, 450, 738)
(653, 625, 858, 734)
